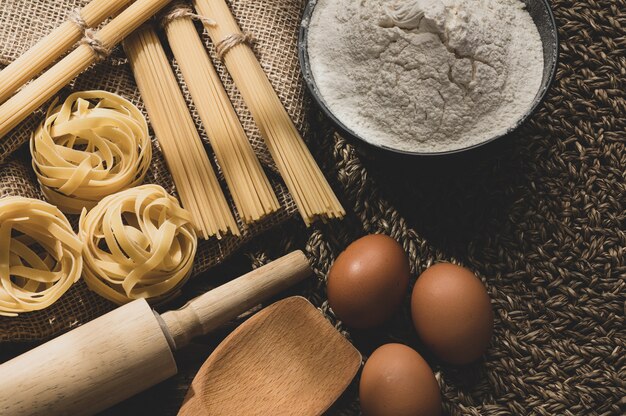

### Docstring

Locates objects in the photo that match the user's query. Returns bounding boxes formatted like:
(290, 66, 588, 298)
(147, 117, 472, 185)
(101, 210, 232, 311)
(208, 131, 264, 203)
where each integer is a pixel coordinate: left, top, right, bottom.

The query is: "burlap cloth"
(0, 0, 624, 415)
(0, 0, 302, 340)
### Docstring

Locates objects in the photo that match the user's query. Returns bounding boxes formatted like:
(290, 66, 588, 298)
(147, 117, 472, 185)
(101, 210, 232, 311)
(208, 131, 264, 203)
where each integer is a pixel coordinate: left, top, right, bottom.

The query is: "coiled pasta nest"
(79, 185, 197, 304)
(30, 90, 151, 214)
(0, 197, 83, 316)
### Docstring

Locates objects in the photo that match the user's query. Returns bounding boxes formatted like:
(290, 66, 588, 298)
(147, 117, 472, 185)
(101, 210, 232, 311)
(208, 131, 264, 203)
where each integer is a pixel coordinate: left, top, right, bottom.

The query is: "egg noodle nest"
(0, 0, 623, 415)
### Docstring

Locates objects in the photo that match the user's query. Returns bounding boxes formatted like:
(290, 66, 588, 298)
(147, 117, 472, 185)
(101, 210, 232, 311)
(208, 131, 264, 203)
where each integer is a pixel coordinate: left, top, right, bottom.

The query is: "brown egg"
(327, 234, 410, 329)
(411, 263, 493, 365)
(359, 343, 442, 416)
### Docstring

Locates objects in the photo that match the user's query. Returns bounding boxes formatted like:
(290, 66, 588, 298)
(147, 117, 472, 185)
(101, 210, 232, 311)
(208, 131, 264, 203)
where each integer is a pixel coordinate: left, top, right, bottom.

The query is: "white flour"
(307, 0, 544, 153)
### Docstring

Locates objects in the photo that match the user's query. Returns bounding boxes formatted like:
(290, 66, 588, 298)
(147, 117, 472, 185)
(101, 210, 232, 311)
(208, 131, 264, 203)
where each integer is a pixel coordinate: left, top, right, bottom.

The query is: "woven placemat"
(306, 1, 625, 413)
(103, 1, 624, 414)
(1, 0, 624, 415)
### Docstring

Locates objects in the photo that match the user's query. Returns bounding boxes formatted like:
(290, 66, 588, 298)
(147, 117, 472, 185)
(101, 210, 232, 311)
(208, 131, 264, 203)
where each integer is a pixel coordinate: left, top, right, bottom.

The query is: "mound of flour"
(307, 0, 544, 153)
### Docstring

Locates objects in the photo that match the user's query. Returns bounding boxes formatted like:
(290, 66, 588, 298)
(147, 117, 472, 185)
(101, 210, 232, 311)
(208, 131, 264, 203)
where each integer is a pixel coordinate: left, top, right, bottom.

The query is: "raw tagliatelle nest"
(78, 184, 198, 305)
(30, 90, 151, 214)
(0, 197, 83, 316)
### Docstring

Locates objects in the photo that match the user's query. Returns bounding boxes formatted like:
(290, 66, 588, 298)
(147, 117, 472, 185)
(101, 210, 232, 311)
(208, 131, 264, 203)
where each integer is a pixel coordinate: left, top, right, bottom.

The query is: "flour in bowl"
(307, 0, 544, 153)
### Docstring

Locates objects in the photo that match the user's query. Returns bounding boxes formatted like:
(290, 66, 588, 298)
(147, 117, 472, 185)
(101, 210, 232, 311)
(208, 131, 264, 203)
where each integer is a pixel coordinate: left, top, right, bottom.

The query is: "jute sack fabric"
(0, 0, 624, 415)
(0, 0, 305, 341)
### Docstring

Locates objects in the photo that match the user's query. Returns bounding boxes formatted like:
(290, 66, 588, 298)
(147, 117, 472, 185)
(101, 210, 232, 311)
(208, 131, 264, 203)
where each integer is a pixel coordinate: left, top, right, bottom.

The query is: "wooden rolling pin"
(0, 251, 311, 416)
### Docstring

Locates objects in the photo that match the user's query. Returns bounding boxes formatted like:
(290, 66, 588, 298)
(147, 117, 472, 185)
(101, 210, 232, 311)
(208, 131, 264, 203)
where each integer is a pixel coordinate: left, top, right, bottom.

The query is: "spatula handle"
(161, 250, 312, 349)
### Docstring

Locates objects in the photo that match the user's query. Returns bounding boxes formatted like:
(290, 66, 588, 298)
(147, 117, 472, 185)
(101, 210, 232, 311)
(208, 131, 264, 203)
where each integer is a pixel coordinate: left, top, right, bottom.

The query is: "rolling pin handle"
(161, 250, 312, 350)
(154, 310, 178, 351)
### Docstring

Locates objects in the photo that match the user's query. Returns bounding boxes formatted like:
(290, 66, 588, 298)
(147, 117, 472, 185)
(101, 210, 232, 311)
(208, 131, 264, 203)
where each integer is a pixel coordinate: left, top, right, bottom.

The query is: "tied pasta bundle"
(79, 184, 198, 305)
(162, 5, 280, 224)
(194, 0, 345, 226)
(0, 0, 133, 104)
(0, 197, 83, 316)
(124, 25, 238, 239)
(30, 91, 152, 214)
(0, 0, 176, 143)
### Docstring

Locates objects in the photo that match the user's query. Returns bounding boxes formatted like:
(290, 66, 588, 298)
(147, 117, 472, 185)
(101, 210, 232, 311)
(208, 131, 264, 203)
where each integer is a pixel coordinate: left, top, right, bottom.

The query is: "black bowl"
(298, 0, 559, 157)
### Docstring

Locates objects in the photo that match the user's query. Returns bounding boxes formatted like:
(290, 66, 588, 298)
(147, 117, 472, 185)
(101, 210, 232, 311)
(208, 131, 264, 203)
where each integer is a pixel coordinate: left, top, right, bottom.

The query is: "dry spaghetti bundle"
(124, 25, 238, 239)
(0, 197, 83, 316)
(0, 0, 175, 142)
(193, 0, 345, 226)
(79, 184, 197, 305)
(0, 0, 133, 104)
(162, 5, 279, 224)
(30, 90, 151, 214)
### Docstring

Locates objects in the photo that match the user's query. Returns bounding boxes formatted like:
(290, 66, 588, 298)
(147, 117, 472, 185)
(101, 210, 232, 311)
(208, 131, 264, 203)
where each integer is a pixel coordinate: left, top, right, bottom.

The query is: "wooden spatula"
(179, 296, 361, 416)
